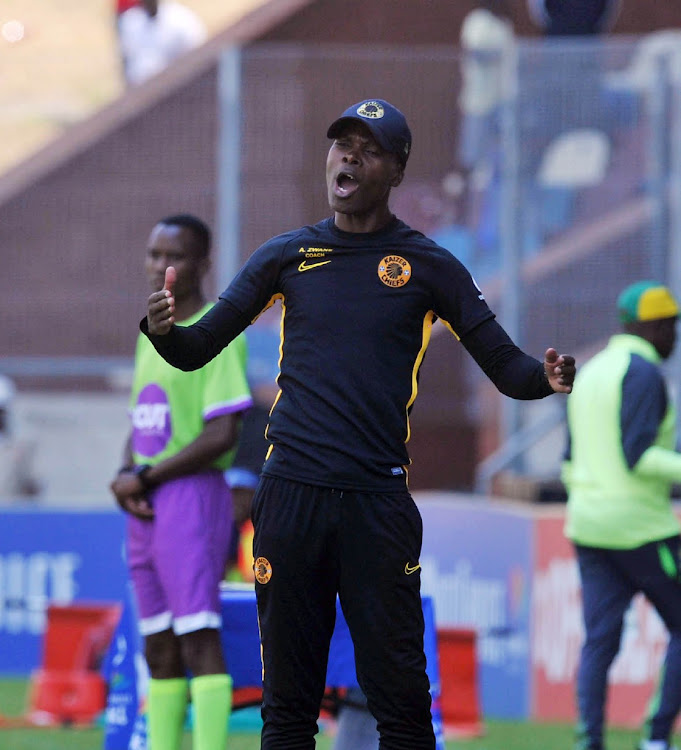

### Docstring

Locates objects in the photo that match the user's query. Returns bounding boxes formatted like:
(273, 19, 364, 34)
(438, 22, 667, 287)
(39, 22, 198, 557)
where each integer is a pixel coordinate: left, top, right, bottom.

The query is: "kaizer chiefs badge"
(357, 101, 385, 120)
(254, 556, 272, 584)
(378, 255, 412, 287)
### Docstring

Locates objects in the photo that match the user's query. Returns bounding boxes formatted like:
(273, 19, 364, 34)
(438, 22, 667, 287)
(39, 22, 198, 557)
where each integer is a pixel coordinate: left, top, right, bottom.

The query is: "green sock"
(148, 677, 188, 750)
(190, 673, 233, 750)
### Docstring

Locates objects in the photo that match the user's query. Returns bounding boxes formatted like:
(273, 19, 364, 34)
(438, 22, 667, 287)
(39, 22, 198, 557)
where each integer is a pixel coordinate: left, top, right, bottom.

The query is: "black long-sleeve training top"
(143, 216, 553, 491)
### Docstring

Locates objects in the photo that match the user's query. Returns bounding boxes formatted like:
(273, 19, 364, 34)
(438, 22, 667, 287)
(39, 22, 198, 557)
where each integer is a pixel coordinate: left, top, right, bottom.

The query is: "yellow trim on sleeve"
(404, 312, 435, 443)
(439, 318, 460, 340)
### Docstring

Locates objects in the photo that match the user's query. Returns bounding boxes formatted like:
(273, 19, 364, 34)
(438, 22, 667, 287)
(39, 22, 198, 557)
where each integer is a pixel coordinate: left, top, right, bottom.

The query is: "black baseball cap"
(327, 99, 412, 166)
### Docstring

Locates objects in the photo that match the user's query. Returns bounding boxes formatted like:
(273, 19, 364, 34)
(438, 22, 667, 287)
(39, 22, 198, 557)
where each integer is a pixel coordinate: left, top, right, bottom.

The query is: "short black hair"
(158, 214, 211, 258)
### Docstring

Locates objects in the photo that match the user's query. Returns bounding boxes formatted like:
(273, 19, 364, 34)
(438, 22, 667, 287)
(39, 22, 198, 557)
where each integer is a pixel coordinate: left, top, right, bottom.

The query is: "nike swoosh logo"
(404, 562, 421, 575)
(298, 260, 331, 272)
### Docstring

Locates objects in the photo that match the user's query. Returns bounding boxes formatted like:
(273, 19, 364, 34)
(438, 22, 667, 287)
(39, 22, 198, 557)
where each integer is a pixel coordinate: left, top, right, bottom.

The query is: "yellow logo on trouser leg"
(404, 562, 421, 575)
(254, 557, 272, 584)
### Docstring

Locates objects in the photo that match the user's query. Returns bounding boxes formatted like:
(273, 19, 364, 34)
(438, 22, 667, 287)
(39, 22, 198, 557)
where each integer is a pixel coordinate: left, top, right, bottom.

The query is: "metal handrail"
(473, 400, 564, 495)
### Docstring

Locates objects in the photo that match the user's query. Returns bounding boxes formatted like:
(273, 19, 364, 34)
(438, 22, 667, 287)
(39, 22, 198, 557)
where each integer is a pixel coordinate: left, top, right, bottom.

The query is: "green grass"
(0, 677, 673, 749)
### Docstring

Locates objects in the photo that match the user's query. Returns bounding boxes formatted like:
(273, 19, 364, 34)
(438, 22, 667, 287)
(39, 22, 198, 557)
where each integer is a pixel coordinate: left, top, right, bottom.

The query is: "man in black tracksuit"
(142, 98, 576, 750)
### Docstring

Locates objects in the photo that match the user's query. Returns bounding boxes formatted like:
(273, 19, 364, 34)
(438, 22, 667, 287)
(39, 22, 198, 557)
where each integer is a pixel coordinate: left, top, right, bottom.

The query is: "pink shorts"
(126, 470, 232, 636)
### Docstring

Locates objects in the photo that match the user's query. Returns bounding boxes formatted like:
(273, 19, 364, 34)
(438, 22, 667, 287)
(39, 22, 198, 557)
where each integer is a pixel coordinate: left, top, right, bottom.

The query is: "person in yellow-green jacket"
(563, 281, 681, 750)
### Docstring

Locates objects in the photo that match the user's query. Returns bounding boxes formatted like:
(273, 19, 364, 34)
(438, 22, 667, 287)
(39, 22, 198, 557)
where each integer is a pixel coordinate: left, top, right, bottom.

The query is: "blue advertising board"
(0, 508, 128, 674)
(417, 495, 534, 719)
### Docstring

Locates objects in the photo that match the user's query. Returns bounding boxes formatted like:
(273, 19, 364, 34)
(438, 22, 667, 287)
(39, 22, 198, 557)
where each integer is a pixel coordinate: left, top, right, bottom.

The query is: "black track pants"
(252, 475, 435, 750)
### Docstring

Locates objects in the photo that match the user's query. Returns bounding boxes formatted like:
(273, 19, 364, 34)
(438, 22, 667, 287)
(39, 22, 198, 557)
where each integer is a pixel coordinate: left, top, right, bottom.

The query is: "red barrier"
(27, 602, 121, 726)
(437, 627, 484, 738)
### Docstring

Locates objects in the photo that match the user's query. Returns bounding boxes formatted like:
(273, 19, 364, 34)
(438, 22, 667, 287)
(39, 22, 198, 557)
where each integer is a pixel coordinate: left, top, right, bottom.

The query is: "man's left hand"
(544, 347, 576, 393)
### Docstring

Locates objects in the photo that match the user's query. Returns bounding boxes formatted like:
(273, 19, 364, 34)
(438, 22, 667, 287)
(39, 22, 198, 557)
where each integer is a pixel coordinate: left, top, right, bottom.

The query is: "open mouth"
(335, 171, 359, 198)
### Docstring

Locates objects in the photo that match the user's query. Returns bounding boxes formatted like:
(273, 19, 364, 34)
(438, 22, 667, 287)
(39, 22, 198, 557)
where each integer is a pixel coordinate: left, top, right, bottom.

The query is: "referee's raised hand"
(147, 266, 176, 335)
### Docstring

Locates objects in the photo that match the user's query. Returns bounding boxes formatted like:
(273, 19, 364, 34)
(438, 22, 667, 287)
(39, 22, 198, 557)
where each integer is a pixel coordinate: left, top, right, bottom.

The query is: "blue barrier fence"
(0, 509, 128, 674)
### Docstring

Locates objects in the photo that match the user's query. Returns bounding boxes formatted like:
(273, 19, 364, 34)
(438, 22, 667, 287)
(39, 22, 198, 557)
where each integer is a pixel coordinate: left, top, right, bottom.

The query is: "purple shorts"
(126, 470, 232, 636)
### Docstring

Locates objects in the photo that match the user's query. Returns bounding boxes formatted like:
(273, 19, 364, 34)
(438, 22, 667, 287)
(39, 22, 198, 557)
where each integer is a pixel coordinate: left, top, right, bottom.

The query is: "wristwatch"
(133, 464, 154, 491)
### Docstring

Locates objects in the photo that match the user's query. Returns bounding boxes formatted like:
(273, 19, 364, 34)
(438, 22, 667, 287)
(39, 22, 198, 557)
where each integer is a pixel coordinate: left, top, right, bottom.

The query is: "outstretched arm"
(461, 318, 575, 398)
(142, 266, 252, 371)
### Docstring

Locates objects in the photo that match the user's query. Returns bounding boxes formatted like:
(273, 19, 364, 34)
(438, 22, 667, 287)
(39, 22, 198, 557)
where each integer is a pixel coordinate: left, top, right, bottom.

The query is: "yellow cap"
(617, 281, 679, 323)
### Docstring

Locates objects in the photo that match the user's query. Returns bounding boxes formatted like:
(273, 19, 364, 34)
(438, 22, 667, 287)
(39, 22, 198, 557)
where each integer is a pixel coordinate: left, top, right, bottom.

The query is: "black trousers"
(252, 475, 435, 750)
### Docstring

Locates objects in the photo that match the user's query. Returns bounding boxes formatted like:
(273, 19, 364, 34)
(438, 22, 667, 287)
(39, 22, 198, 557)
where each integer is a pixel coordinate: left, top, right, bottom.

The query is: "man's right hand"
(147, 266, 176, 335)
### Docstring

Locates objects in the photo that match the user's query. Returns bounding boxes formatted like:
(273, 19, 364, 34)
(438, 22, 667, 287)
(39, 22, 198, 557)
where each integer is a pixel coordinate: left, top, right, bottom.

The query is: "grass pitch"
(0, 677, 670, 749)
